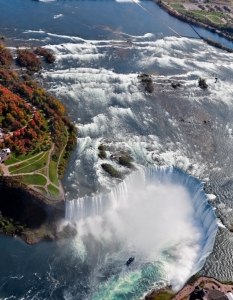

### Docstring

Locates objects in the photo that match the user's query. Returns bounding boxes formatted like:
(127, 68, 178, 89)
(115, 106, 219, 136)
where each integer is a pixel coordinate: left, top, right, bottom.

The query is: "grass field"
(48, 184, 60, 197)
(8, 152, 45, 172)
(169, 3, 226, 24)
(171, 3, 184, 9)
(34, 186, 47, 194)
(49, 159, 59, 186)
(4, 151, 43, 166)
(209, 15, 224, 23)
(10, 152, 49, 174)
(21, 174, 47, 186)
(37, 167, 47, 176)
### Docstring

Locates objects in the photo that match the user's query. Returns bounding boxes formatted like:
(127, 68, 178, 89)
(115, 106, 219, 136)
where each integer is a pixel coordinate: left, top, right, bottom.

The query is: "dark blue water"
(0, 168, 217, 300)
(0, 0, 233, 48)
(0, 235, 94, 299)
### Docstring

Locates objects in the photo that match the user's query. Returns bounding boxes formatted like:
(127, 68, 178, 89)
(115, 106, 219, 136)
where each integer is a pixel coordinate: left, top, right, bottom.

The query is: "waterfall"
(65, 166, 218, 292)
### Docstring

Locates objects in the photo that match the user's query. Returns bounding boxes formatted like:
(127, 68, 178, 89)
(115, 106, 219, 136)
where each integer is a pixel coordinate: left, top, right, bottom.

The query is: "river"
(1, 0, 233, 299)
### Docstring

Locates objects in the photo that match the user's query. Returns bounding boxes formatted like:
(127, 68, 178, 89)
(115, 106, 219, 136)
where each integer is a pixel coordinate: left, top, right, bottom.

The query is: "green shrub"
(101, 163, 120, 178)
(5, 223, 15, 233)
(152, 292, 175, 300)
(17, 49, 41, 73)
(187, 274, 200, 285)
(52, 154, 58, 161)
(119, 155, 133, 168)
(34, 47, 55, 64)
(98, 144, 106, 159)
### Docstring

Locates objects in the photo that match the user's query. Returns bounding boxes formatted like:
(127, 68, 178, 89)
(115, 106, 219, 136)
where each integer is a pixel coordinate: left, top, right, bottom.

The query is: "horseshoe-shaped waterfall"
(65, 167, 218, 299)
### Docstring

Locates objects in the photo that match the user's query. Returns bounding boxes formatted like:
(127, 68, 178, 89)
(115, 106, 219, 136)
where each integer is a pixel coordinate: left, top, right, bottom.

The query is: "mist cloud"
(67, 170, 211, 291)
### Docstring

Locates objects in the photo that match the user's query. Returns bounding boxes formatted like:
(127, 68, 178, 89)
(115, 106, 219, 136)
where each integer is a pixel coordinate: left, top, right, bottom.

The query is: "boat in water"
(126, 257, 135, 266)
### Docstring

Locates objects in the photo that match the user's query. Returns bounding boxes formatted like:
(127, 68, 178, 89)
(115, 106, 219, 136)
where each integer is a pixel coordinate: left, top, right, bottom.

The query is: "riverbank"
(0, 41, 77, 243)
(155, 0, 233, 48)
(146, 276, 233, 300)
(0, 176, 63, 244)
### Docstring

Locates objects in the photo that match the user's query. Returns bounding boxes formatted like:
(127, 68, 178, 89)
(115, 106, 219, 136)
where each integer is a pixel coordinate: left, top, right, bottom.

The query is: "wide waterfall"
(65, 167, 218, 299)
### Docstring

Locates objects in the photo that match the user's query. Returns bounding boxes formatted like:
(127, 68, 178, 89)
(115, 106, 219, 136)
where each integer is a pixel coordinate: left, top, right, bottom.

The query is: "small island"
(0, 43, 77, 243)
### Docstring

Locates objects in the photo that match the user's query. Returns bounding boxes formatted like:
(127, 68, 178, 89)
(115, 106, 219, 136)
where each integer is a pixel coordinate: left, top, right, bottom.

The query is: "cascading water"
(65, 167, 218, 299)
(2, 0, 233, 298)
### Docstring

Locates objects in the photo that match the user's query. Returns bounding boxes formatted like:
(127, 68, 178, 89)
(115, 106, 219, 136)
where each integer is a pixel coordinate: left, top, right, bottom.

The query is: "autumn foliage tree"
(34, 47, 55, 64)
(0, 44, 77, 173)
(0, 43, 12, 67)
(17, 49, 41, 73)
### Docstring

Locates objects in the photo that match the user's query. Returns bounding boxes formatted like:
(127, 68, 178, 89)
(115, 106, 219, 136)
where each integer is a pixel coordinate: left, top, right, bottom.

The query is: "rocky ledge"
(0, 176, 74, 244)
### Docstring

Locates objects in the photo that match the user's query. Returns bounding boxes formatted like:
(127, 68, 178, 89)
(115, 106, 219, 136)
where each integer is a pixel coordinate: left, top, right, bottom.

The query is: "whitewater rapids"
(39, 31, 233, 298)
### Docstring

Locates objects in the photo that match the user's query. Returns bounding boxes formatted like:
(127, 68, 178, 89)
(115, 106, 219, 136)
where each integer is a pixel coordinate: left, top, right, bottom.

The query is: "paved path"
(2, 143, 65, 201)
(146, 276, 233, 300)
(172, 277, 233, 300)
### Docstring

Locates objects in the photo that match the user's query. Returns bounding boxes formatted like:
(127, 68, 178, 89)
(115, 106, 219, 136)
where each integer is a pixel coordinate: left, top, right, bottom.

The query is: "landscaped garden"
(0, 43, 77, 199)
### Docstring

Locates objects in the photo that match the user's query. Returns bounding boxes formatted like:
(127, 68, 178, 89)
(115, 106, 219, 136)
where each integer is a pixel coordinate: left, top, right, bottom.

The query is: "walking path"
(172, 277, 233, 300)
(1, 143, 65, 201)
(146, 276, 233, 300)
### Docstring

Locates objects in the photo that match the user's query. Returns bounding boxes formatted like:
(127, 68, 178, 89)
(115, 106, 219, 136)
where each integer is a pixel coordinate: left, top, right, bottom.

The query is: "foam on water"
(42, 35, 232, 198)
(65, 167, 217, 298)
(41, 34, 233, 295)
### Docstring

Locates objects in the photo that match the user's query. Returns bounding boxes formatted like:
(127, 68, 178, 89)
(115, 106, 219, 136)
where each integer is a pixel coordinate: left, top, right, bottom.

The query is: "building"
(189, 286, 228, 300)
(190, 286, 207, 300)
(207, 290, 229, 300)
(0, 148, 11, 162)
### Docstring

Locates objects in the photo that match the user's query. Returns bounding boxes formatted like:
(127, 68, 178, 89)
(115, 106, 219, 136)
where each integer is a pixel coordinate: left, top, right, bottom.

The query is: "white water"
(39, 34, 232, 297)
(65, 167, 217, 297)
(36, 24, 233, 297)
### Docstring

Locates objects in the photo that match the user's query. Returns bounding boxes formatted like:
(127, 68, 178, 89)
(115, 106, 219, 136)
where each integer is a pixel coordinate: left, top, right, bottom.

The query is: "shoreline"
(146, 276, 233, 300)
(0, 40, 77, 244)
(154, 0, 233, 50)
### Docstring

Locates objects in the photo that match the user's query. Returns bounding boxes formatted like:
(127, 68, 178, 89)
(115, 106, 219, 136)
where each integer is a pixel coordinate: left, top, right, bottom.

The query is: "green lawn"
(37, 167, 47, 176)
(4, 156, 20, 165)
(175, 7, 225, 24)
(34, 186, 47, 194)
(59, 147, 68, 166)
(171, 3, 184, 9)
(21, 174, 47, 186)
(8, 152, 45, 172)
(49, 159, 59, 186)
(48, 184, 60, 197)
(5, 151, 43, 166)
(209, 15, 224, 23)
(10, 152, 49, 174)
